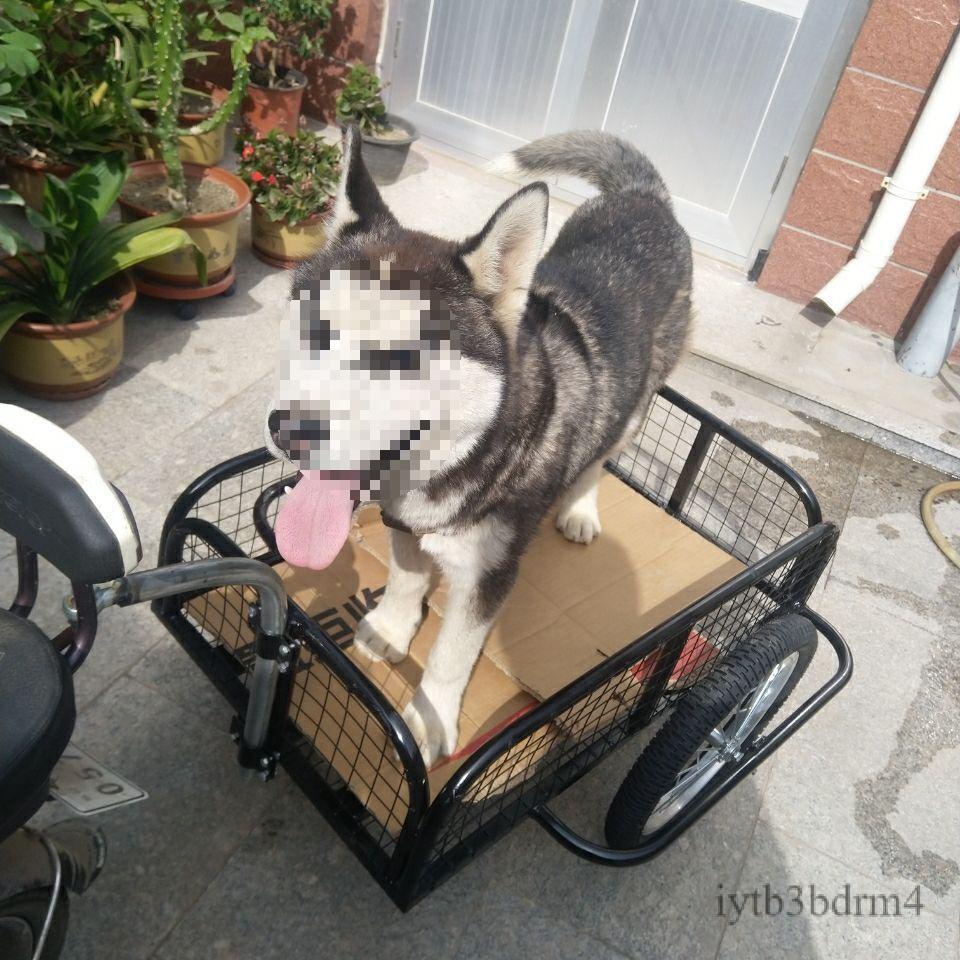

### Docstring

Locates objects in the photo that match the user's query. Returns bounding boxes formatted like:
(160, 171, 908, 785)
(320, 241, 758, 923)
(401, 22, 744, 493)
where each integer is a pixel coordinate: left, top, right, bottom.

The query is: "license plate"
(50, 745, 148, 815)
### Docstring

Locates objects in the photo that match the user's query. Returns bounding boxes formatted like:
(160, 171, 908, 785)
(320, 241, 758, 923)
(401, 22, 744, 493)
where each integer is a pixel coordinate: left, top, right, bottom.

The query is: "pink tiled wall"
(759, 0, 960, 353)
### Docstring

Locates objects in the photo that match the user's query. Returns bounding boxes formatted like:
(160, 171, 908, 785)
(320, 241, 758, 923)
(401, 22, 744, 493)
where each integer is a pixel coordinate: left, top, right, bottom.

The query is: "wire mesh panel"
(409, 522, 836, 898)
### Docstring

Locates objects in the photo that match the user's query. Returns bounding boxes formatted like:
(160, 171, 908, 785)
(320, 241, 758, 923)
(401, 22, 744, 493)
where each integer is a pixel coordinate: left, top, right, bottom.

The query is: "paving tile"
(761, 580, 960, 919)
(122, 241, 287, 407)
(454, 889, 631, 960)
(462, 737, 772, 960)
(717, 819, 958, 960)
(128, 633, 236, 731)
(60, 677, 277, 960)
(0, 364, 213, 480)
(154, 779, 479, 960)
(830, 442, 960, 638)
(114, 372, 272, 521)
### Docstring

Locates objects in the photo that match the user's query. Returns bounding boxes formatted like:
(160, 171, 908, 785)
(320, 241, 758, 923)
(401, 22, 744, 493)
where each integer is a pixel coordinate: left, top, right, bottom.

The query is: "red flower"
(241, 144, 255, 159)
(250, 170, 265, 183)
(267, 174, 278, 186)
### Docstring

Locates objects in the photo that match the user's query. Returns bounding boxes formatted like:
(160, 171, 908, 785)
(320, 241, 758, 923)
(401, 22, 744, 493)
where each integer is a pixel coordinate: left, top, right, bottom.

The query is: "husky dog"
(267, 127, 692, 765)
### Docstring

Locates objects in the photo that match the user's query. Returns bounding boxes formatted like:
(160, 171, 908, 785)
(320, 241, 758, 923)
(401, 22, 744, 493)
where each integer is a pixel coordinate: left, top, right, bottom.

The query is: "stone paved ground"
(7, 152, 960, 960)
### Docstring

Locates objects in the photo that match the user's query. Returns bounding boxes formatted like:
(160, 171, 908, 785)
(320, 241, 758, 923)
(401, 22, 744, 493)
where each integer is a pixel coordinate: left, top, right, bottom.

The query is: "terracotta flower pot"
(117, 161, 251, 294)
(4, 155, 78, 210)
(242, 67, 307, 138)
(251, 202, 328, 269)
(140, 83, 229, 167)
(0, 271, 135, 399)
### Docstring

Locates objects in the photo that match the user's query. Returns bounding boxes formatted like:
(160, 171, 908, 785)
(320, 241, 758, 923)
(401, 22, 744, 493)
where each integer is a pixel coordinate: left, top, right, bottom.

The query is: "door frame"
(379, 0, 871, 271)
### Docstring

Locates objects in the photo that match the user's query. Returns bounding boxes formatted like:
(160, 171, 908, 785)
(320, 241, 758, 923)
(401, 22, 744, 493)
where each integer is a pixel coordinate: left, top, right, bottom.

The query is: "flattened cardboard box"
(189, 473, 742, 835)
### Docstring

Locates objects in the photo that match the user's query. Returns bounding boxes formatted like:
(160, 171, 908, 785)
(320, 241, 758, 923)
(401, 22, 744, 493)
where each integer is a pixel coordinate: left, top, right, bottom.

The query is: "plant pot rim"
(176, 81, 229, 124)
(3, 270, 136, 338)
(118, 161, 252, 226)
(247, 64, 308, 92)
(4, 154, 78, 175)
(358, 114, 418, 147)
(252, 199, 329, 227)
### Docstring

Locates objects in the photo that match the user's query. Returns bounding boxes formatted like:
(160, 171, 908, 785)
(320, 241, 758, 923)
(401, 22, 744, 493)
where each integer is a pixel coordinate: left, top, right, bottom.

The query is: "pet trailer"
(153, 385, 850, 910)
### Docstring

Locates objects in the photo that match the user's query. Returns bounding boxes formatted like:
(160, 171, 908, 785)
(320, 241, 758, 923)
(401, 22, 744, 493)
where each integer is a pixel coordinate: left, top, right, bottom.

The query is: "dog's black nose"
(267, 409, 282, 438)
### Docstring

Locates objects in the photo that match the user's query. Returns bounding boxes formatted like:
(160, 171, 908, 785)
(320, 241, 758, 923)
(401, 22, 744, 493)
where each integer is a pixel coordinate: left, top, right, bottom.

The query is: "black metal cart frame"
(152, 386, 852, 910)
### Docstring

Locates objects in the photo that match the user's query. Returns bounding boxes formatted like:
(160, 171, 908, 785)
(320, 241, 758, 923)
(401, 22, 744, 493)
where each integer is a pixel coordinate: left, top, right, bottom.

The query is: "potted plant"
(126, 35, 231, 167)
(239, 0, 334, 137)
(236, 128, 339, 268)
(108, 0, 253, 317)
(1, 66, 137, 209)
(0, 153, 203, 398)
(335, 63, 417, 184)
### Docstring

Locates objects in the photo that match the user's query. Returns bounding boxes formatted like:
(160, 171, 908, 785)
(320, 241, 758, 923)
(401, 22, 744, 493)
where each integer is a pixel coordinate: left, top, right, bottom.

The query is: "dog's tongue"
(275, 472, 354, 570)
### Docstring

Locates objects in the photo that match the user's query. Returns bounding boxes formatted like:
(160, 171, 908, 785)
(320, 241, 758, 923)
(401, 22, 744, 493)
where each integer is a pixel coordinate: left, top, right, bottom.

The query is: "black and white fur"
(267, 128, 692, 765)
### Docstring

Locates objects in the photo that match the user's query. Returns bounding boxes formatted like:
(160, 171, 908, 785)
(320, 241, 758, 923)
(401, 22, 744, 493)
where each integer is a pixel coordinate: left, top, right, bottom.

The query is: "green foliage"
(245, 0, 334, 88)
(106, 0, 260, 212)
(0, 152, 204, 333)
(0, 0, 42, 127)
(335, 63, 388, 135)
(236, 128, 339, 226)
(0, 67, 133, 165)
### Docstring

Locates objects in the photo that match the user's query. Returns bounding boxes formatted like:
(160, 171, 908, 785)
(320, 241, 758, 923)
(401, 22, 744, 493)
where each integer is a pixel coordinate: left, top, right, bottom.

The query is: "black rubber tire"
(0, 889, 69, 960)
(219, 279, 237, 298)
(604, 614, 817, 849)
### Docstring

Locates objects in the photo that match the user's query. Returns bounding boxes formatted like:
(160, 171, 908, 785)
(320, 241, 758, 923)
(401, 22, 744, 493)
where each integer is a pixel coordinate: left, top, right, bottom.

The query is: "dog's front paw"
(353, 604, 418, 664)
(402, 686, 459, 767)
(557, 503, 602, 544)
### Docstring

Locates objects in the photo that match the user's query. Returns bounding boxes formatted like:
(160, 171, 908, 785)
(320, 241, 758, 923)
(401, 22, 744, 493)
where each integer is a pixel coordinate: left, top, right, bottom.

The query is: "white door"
(383, 0, 867, 267)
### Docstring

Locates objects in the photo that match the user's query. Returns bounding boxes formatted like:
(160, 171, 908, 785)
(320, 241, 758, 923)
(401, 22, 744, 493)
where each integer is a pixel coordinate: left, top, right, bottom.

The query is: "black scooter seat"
(0, 610, 75, 841)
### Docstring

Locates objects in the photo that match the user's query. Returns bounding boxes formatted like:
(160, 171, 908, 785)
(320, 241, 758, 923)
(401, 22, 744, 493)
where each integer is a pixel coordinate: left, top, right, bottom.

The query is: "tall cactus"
(109, 0, 249, 213)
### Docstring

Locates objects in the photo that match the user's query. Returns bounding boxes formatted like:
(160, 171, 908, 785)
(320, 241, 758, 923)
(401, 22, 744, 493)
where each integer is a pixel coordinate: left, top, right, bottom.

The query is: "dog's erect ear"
(460, 182, 548, 335)
(331, 124, 397, 233)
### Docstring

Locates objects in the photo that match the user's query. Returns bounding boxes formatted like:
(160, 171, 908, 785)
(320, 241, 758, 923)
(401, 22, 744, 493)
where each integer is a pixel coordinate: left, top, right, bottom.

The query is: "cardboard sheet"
(189, 472, 743, 834)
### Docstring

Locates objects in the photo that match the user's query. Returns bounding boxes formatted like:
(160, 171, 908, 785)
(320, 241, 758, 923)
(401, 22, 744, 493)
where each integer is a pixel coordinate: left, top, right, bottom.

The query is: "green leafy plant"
(236, 128, 339, 225)
(0, 0, 43, 127)
(335, 63, 388, 134)
(107, 0, 265, 212)
(1, 67, 133, 165)
(244, 0, 334, 89)
(0, 152, 204, 333)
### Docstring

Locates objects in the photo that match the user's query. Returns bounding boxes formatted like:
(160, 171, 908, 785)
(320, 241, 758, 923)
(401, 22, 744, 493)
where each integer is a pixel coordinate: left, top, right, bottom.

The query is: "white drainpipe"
(814, 31, 960, 316)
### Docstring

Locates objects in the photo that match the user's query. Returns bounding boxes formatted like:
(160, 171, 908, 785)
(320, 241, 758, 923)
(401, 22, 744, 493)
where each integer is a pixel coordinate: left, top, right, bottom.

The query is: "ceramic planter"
(242, 67, 307, 138)
(0, 271, 135, 399)
(251, 202, 328, 269)
(140, 84, 229, 166)
(358, 115, 418, 185)
(117, 161, 251, 297)
(4, 155, 78, 210)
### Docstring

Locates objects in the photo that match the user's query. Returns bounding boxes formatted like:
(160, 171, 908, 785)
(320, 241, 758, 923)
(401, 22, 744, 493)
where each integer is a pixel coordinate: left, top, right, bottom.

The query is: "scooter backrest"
(0, 404, 142, 582)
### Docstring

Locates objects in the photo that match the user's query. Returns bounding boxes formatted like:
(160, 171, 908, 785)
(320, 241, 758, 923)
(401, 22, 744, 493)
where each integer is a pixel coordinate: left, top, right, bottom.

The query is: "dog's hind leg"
(355, 527, 432, 664)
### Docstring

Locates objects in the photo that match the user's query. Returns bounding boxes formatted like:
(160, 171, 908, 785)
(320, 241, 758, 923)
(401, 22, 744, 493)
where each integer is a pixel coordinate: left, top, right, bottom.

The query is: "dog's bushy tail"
(490, 130, 670, 203)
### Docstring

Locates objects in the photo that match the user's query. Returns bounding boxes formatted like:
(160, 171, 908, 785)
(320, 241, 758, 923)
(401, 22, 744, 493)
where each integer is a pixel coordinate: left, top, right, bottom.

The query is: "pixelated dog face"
(266, 126, 549, 501)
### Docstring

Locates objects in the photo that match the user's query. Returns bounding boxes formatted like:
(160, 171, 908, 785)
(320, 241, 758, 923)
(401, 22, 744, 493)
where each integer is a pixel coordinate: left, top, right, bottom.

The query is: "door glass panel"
(603, 0, 797, 211)
(419, 0, 575, 140)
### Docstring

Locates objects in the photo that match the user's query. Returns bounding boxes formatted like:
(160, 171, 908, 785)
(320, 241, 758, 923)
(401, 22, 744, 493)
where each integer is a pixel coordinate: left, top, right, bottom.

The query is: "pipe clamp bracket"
(881, 176, 929, 201)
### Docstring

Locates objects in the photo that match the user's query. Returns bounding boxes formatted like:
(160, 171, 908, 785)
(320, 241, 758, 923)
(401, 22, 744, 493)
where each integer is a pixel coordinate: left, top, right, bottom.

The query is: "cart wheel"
(219, 279, 237, 298)
(173, 301, 198, 321)
(604, 614, 817, 848)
